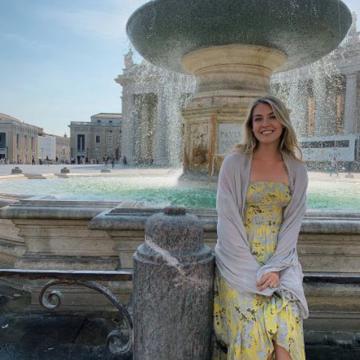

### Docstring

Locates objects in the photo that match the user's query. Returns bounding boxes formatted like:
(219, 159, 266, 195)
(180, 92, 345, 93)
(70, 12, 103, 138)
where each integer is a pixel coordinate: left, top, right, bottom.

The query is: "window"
(0, 133, 6, 148)
(16, 134, 20, 149)
(335, 140, 350, 148)
(96, 135, 100, 144)
(301, 140, 350, 149)
(77, 134, 85, 151)
(323, 141, 335, 148)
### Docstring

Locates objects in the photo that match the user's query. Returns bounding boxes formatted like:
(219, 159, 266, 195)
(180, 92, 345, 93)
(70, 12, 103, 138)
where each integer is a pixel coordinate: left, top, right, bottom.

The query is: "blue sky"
(0, 0, 359, 136)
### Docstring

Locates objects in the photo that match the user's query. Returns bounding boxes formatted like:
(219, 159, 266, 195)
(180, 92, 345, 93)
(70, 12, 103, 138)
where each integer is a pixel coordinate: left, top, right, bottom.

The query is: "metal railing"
(1, 269, 359, 357)
(0, 269, 133, 356)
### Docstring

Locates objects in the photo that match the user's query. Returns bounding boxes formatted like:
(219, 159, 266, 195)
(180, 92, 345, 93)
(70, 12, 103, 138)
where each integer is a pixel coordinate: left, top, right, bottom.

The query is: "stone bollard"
(133, 207, 214, 360)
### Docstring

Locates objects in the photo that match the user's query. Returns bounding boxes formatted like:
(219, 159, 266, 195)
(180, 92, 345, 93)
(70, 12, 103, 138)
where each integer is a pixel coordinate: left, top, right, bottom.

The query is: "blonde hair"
(235, 95, 303, 161)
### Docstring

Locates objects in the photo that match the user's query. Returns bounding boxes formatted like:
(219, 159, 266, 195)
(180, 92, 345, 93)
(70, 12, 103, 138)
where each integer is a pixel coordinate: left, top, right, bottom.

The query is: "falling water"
(271, 40, 348, 138)
(118, 58, 195, 167)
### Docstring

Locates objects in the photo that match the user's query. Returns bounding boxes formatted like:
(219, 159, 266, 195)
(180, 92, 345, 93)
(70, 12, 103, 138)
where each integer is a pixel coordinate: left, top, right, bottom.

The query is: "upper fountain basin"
(127, 0, 352, 73)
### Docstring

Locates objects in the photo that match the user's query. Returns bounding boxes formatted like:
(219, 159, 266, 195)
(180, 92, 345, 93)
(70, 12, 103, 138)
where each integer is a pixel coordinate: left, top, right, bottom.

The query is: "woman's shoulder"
(283, 152, 307, 172)
(222, 149, 249, 169)
(284, 154, 308, 185)
(292, 158, 307, 176)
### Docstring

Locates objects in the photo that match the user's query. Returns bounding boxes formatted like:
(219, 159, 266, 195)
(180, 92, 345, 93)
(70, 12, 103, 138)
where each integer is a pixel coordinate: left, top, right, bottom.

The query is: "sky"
(0, 0, 360, 136)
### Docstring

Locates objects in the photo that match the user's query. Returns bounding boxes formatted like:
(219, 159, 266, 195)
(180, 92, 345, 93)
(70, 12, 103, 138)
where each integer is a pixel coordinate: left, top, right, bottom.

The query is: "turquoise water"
(0, 176, 359, 210)
(306, 179, 360, 210)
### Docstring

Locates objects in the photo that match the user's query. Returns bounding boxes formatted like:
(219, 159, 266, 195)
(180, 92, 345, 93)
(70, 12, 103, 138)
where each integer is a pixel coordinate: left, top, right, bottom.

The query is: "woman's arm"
(216, 154, 249, 250)
(216, 154, 269, 294)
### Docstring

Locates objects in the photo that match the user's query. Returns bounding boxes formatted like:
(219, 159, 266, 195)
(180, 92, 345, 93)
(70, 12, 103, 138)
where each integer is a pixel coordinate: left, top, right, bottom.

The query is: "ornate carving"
(190, 124, 208, 166)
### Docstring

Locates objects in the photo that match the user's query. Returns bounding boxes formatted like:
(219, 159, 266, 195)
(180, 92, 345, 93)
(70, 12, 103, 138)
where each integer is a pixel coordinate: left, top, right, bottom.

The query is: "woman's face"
(251, 103, 284, 146)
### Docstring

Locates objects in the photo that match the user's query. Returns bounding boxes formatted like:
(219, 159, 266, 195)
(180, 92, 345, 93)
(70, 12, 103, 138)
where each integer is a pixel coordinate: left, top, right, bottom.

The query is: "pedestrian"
(329, 156, 338, 176)
(214, 96, 308, 359)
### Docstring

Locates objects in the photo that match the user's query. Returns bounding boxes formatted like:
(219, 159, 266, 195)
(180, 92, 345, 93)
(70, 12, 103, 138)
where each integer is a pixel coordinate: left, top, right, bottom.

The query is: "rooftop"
(0, 113, 43, 131)
(0, 113, 22, 123)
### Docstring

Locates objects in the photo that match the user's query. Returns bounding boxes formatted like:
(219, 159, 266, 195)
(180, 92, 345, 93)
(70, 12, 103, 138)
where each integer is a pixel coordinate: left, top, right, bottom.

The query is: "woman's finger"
(256, 273, 270, 286)
(258, 279, 272, 290)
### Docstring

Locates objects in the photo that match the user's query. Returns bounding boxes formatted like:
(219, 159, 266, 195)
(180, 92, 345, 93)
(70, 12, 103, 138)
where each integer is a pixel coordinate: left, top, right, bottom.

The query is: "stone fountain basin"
(127, 0, 351, 73)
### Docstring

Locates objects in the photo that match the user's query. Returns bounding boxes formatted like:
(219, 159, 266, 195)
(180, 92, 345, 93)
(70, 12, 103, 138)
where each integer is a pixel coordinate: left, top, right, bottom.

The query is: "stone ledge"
(89, 207, 360, 233)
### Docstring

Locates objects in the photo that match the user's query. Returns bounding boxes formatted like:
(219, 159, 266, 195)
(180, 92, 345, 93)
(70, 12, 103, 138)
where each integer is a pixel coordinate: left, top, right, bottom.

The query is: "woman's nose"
(262, 117, 271, 126)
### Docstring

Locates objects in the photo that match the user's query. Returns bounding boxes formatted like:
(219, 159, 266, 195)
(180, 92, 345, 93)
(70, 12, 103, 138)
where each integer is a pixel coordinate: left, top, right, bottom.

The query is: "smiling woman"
(214, 96, 308, 360)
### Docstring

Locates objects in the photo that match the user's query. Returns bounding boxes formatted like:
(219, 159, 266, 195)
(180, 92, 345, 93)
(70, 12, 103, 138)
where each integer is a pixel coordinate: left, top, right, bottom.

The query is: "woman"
(214, 96, 308, 360)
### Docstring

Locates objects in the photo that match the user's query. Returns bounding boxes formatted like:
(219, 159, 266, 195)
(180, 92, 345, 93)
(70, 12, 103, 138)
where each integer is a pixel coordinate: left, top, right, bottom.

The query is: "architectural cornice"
(0, 113, 43, 132)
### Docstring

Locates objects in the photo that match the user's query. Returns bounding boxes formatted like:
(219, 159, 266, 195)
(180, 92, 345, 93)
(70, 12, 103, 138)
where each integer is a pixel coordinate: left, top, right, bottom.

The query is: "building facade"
(55, 134, 70, 163)
(0, 113, 42, 164)
(38, 135, 56, 162)
(37, 134, 70, 163)
(69, 113, 122, 164)
(115, 50, 195, 166)
(271, 14, 360, 168)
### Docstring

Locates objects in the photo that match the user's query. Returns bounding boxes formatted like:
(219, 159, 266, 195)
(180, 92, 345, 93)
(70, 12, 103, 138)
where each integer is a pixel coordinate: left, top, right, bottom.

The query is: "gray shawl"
(215, 151, 309, 319)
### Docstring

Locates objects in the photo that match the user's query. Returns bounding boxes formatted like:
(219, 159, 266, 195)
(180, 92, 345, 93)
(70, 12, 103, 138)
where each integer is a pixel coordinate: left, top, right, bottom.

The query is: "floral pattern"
(213, 182, 305, 360)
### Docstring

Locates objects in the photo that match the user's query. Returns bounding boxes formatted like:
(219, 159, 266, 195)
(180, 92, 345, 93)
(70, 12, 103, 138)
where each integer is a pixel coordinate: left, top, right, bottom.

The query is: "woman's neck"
(253, 144, 282, 162)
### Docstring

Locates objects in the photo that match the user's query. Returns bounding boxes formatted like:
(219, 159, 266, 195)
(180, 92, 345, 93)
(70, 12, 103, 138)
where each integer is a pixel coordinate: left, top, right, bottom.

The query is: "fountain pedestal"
(126, 0, 351, 176)
(181, 44, 287, 175)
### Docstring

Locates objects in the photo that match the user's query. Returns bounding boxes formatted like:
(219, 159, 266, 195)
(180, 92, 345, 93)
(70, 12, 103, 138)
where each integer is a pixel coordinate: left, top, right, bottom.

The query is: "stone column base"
(181, 44, 287, 175)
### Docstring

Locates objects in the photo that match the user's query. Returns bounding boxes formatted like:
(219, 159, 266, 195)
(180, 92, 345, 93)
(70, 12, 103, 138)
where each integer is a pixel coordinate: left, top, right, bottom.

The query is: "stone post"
(133, 207, 214, 360)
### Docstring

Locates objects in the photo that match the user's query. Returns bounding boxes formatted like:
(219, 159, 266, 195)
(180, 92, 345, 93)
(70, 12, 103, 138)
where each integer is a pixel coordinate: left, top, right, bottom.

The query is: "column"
(343, 72, 358, 134)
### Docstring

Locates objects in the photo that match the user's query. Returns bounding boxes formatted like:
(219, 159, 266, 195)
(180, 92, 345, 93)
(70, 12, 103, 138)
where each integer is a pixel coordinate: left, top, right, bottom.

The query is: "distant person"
(32, 156, 35, 165)
(122, 155, 128, 165)
(214, 96, 308, 359)
(345, 161, 354, 178)
(111, 158, 115, 168)
(330, 156, 339, 176)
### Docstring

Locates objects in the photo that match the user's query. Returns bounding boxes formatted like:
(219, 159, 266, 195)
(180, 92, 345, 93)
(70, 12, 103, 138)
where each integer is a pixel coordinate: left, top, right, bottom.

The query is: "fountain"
(1, 1, 359, 358)
(127, 0, 352, 175)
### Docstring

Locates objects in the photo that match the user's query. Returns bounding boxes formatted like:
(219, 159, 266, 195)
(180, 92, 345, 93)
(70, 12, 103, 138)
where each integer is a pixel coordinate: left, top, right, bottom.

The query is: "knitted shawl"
(215, 150, 309, 318)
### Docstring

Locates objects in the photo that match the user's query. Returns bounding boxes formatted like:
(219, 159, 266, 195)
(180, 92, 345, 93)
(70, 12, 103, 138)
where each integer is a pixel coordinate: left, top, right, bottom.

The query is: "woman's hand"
(256, 272, 280, 291)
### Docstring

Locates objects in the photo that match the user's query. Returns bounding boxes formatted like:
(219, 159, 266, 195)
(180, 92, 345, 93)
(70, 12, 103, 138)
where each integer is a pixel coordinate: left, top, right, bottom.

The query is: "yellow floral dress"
(213, 182, 305, 360)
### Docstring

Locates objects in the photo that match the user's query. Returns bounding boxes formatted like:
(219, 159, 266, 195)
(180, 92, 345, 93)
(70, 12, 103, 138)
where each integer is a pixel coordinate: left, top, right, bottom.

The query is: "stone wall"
(0, 200, 359, 335)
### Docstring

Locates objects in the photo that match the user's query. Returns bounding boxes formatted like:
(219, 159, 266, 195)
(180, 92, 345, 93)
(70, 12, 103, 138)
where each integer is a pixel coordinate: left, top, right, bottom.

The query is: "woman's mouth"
(260, 130, 274, 135)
